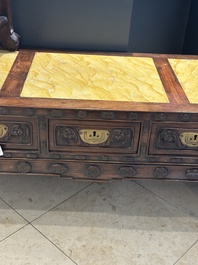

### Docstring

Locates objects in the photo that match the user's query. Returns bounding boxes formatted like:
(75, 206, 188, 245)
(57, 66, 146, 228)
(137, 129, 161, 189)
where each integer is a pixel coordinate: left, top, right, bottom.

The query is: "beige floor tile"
(135, 180, 198, 217)
(176, 240, 198, 265)
(0, 199, 27, 241)
(33, 182, 198, 265)
(0, 175, 91, 222)
(0, 225, 76, 265)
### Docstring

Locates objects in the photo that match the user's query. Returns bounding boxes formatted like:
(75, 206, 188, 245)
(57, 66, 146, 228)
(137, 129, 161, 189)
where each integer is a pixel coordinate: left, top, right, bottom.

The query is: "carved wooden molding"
(0, 0, 20, 50)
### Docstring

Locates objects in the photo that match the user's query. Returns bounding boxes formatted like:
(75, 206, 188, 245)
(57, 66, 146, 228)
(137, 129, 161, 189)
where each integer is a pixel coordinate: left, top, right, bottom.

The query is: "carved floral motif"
(128, 112, 138, 120)
(56, 127, 79, 145)
(86, 165, 101, 178)
(0, 123, 31, 143)
(157, 129, 185, 149)
(50, 163, 68, 174)
(24, 109, 35, 116)
(153, 113, 167, 120)
(17, 161, 32, 173)
(56, 126, 133, 148)
(186, 169, 198, 179)
(179, 113, 190, 122)
(109, 129, 132, 147)
(0, 107, 8, 115)
(77, 110, 87, 118)
(118, 166, 136, 178)
(123, 156, 134, 162)
(50, 109, 63, 117)
(101, 112, 115, 119)
(153, 167, 169, 178)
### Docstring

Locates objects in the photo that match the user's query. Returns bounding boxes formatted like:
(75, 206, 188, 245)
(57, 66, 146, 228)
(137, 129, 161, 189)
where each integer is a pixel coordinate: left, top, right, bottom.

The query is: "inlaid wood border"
(0, 50, 198, 113)
(0, 50, 35, 96)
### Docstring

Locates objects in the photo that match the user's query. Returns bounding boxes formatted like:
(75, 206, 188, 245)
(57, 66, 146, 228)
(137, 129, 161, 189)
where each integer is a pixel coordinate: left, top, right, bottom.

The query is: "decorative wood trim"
(0, 50, 35, 97)
(1, 97, 198, 113)
(0, 50, 197, 112)
(153, 58, 189, 104)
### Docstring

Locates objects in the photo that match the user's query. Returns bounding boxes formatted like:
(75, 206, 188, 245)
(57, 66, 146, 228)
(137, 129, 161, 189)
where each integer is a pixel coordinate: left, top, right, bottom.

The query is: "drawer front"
(0, 117, 38, 151)
(49, 120, 141, 154)
(149, 122, 198, 156)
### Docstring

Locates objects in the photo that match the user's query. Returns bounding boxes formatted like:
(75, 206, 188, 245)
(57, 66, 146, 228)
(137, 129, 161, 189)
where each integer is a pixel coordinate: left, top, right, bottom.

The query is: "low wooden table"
(0, 49, 198, 181)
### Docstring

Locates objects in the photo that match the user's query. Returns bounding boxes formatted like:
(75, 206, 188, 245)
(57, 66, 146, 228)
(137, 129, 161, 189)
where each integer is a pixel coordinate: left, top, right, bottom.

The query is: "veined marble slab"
(21, 52, 169, 103)
(169, 59, 198, 104)
(0, 51, 18, 90)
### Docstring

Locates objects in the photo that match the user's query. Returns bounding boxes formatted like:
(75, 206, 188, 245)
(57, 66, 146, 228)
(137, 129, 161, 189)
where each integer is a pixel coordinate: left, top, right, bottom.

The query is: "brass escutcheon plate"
(0, 124, 8, 139)
(79, 129, 110, 144)
(180, 132, 198, 147)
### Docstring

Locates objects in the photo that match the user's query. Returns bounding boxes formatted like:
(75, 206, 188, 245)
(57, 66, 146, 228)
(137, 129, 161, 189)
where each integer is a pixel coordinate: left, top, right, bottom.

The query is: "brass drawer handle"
(180, 132, 198, 147)
(79, 129, 110, 144)
(0, 124, 8, 139)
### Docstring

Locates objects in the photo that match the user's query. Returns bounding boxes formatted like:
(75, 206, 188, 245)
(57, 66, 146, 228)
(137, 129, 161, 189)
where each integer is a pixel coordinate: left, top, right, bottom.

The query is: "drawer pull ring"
(79, 129, 110, 144)
(180, 132, 198, 147)
(0, 124, 8, 139)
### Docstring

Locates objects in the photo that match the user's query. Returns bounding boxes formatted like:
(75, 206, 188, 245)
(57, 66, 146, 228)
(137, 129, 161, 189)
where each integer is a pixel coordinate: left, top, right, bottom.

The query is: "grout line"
(0, 182, 94, 225)
(0, 182, 91, 264)
(173, 238, 198, 265)
(0, 222, 79, 265)
(0, 197, 31, 243)
(30, 223, 79, 265)
(133, 180, 198, 218)
(29, 182, 94, 224)
(0, 223, 29, 243)
(0, 182, 93, 244)
(0, 197, 30, 223)
(0, 183, 93, 263)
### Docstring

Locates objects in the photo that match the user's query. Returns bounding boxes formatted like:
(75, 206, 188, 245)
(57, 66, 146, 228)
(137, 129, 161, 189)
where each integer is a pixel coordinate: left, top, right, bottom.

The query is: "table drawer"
(149, 122, 198, 156)
(49, 119, 141, 154)
(0, 117, 38, 151)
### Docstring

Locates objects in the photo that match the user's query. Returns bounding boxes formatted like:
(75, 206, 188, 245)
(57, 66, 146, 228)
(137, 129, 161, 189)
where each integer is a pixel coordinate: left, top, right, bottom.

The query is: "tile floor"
(0, 175, 198, 265)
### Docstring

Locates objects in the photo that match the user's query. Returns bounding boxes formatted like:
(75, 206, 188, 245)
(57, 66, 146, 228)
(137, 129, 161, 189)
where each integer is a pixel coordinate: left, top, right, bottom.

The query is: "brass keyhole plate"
(0, 124, 8, 139)
(180, 132, 198, 147)
(79, 129, 110, 144)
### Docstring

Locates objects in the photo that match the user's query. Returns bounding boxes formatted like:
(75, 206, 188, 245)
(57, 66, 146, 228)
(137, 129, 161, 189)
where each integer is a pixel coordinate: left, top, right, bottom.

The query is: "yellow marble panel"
(21, 52, 169, 103)
(0, 51, 18, 90)
(169, 59, 198, 104)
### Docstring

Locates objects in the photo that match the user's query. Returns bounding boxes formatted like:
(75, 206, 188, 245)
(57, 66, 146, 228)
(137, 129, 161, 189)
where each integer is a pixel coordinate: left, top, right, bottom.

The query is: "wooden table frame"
(0, 0, 198, 182)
